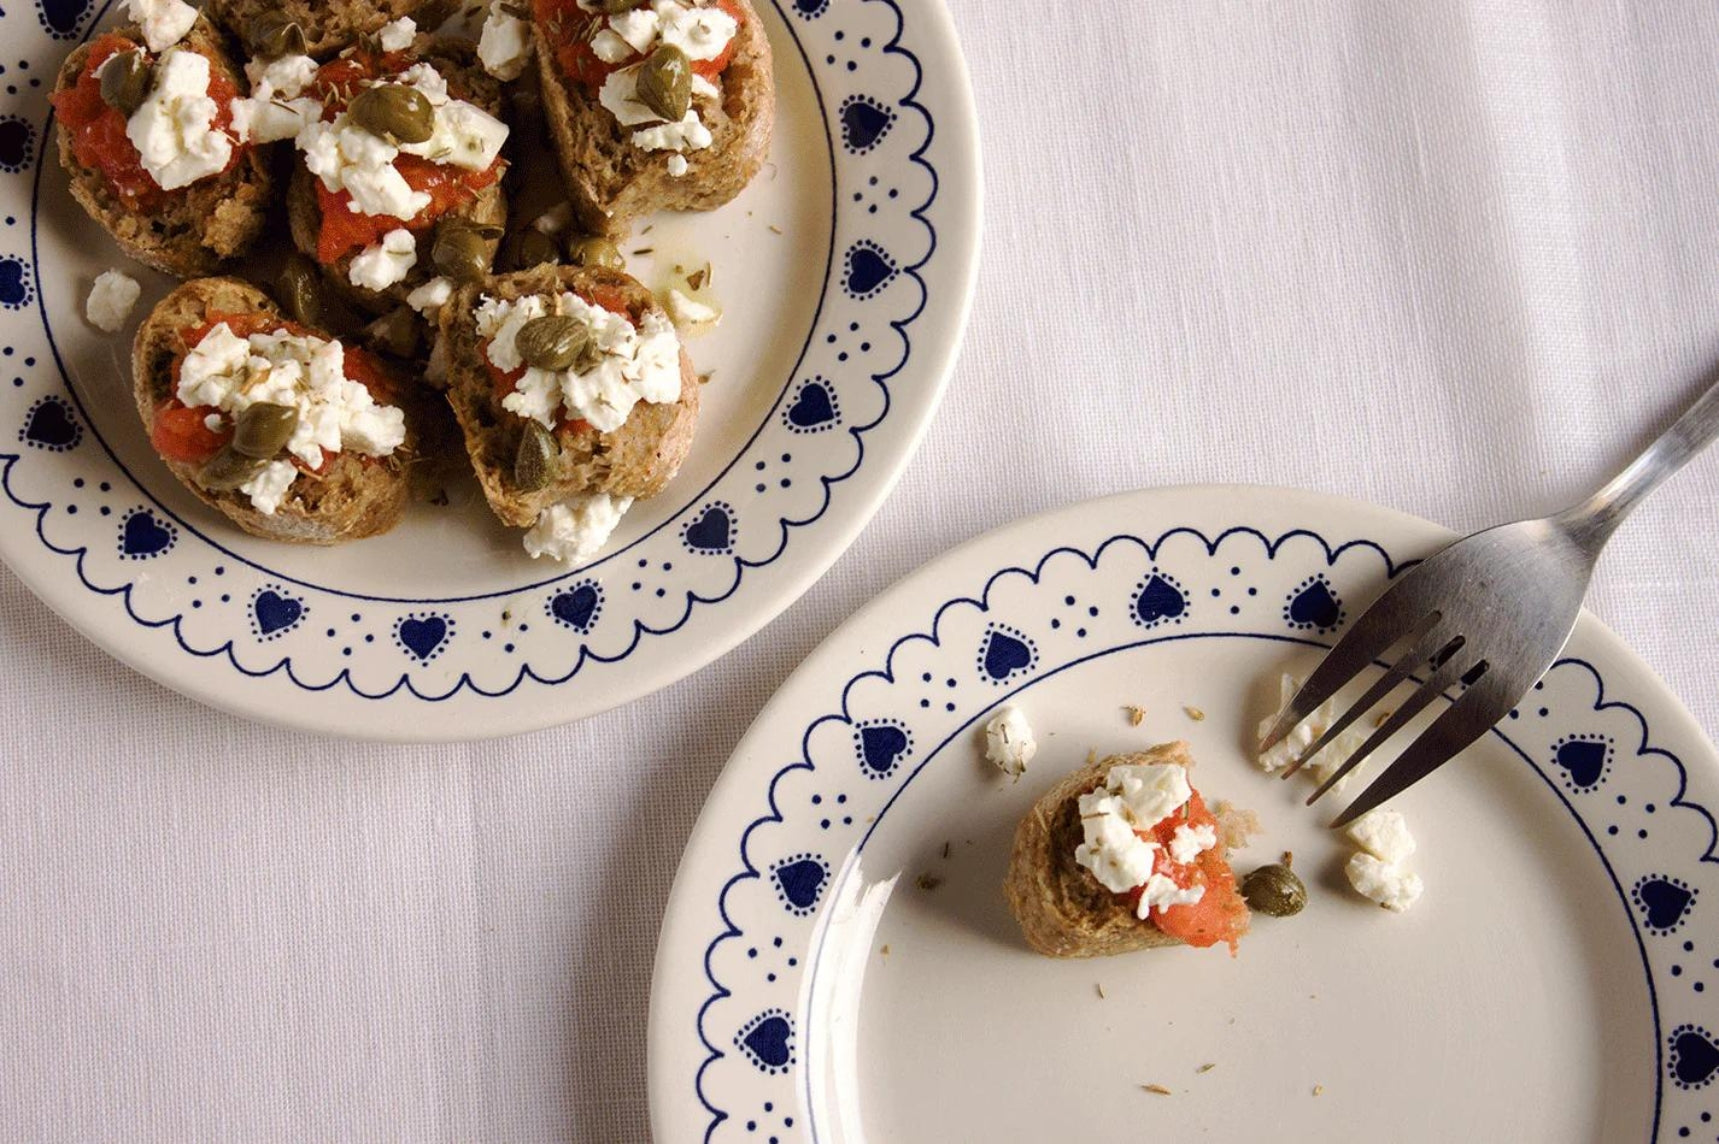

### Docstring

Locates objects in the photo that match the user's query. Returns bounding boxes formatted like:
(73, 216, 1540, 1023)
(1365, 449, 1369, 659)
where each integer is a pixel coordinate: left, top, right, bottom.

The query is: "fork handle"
(1561, 369, 1719, 547)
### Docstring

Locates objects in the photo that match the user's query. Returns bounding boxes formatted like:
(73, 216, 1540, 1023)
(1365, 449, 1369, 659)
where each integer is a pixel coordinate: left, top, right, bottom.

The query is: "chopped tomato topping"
(1129, 790, 1249, 953)
(151, 400, 231, 465)
(51, 34, 243, 212)
(534, 0, 745, 93)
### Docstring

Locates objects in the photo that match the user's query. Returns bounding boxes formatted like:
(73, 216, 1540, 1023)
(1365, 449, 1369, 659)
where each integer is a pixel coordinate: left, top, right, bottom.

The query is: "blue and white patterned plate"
(0, 0, 979, 738)
(651, 486, 1719, 1143)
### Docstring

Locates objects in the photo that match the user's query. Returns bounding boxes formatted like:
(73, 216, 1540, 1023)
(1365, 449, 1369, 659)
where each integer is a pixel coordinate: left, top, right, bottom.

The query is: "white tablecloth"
(6, 2, 1719, 1140)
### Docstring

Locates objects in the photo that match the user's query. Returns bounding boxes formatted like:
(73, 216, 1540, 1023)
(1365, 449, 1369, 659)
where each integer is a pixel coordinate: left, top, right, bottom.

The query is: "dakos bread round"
(50, 20, 274, 278)
(532, 0, 775, 235)
(133, 277, 427, 545)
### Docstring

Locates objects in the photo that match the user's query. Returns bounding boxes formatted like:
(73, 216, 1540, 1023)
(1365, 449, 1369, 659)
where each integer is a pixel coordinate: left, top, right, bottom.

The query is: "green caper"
(502, 228, 560, 273)
(198, 445, 269, 492)
(635, 44, 692, 123)
(349, 84, 436, 145)
(247, 13, 308, 60)
(232, 403, 299, 460)
(1240, 864, 1307, 918)
(99, 51, 153, 117)
(363, 307, 422, 359)
(515, 314, 591, 372)
(277, 254, 324, 329)
(513, 422, 559, 492)
(566, 235, 624, 270)
(432, 221, 501, 284)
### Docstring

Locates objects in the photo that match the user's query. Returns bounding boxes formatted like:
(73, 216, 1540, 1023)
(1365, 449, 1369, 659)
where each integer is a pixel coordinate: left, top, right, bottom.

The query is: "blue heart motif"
(0, 257, 31, 310)
(119, 510, 174, 559)
(792, 0, 829, 17)
(840, 96, 896, 153)
(0, 117, 34, 173)
(1287, 578, 1342, 631)
(735, 1011, 794, 1073)
(785, 380, 838, 431)
(980, 628, 1034, 682)
(857, 722, 909, 779)
(1554, 738, 1610, 790)
(397, 615, 450, 662)
(252, 590, 305, 639)
(1670, 1026, 1719, 1089)
(549, 583, 602, 633)
(22, 397, 80, 450)
(772, 856, 829, 915)
(682, 503, 733, 554)
(844, 242, 897, 299)
(1134, 574, 1186, 627)
(38, 0, 94, 37)
(1634, 876, 1696, 934)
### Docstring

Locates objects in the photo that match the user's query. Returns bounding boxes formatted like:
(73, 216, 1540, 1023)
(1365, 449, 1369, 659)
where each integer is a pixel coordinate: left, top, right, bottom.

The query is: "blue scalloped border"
(693, 526, 1699, 1140)
(0, 0, 943, 702)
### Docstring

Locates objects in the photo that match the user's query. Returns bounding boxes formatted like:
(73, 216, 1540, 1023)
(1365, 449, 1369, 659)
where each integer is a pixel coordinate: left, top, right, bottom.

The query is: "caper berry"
(515, 314, 591, 372)
(1240, 864, 1307, 918)
(247, 13, 307, 60)
(503, 228, 560, 273)
(432, 221, 501, 284)
(349, 84, 436, 145)
(363, 307, 422, 359)
(99, 51, 153, 118)
(513, 422, 559, 492)
(635, 44, 692, 123)
(277, 254, 324, 329)
(198, 445, 269, 492)
(566, 235, 624, 270)
(232, 403, 299, 460)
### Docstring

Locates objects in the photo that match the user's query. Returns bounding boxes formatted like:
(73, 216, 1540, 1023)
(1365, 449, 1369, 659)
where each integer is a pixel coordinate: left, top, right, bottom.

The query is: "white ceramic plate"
(651, 485, 1719, 1143)
(0, 0, 979, 739)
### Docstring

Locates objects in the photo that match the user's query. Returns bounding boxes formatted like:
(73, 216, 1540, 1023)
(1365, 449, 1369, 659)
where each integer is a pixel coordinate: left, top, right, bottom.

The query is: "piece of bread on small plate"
(532, 0, 774, 235)
(438, 263, 700, 531)
(133, 277, 428, 545)
(1005, 742, 1253, 959)
(208, 0, 452, 60)
(50, 21, 275, 278)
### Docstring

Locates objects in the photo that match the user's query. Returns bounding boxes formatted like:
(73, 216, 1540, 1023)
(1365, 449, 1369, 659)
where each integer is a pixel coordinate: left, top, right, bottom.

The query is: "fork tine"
(1304, 637, 1471, 807)
(1330, 670, 1513, 829)
(1258, 597, 1437, 753)
(1279, 618, 1448, 780)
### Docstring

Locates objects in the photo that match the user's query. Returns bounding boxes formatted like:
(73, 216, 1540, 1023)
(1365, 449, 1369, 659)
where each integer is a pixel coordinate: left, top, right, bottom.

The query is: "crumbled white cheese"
(125, 48, 233, 191)
(478, 4, 533, 81)
(348, 228, 419, 291)
(609, 8, 661, 54)
(532, 202, 575, 235)
(128, 0, 198, 53)
(203, 412, 223, 433)
(1346, 809, 1416, 866)
(656, 0, 739, 61)
(664, 288, 720, 334)
(475, 292, 683, 433)
(630, 109, 716, 154)
(1345, 852, 1423, 913)
(1106, 763, 1193, 831)
(1135, 872, 1205, 919)
(406, 276, 454, 316)
(1257, 673, 1374, 793)
(85, 270, 141, 333)
(230, 53, 320, 144)
(666, 154, 689, 178)
(589, 1, 735, 157)
(591, 30, 636, 64)
(1167, 821, 1218, 865)
(1074, 796, 1159, 895)
(523, 492, 634, 563)
(239, 459, 299, 516)
(982, 706, 1035, 779)
(377, 16, 417, 52)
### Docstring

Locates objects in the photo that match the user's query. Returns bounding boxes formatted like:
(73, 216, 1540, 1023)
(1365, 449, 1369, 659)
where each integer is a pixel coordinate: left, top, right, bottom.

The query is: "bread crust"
(207, 0, 453, 59)
(534, 0, 775, 235)
(53, 23, 275, 279)
(286, 38, 508, 315)
(132, 277, 422, 545)
(439, 264, 701, 529)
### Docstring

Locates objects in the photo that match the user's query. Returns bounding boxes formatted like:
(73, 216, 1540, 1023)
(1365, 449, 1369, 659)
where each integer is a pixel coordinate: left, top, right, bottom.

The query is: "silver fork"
(1261, 373, 1719, 829)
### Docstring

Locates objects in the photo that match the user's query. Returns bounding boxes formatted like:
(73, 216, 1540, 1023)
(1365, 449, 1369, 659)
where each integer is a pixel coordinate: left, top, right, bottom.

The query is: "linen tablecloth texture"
(6, 2, 1719, 1140)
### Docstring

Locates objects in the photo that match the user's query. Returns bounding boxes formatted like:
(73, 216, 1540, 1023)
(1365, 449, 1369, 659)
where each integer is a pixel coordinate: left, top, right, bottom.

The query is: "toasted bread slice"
(1005, 743, 1252, 959)
(207, 0, 452, 59)
(534, 0, 775, 235)
(52, 22, 275, 279)
(287, 38, 508, 316)
(439, 264, 701, 529)
(133, 277, 425, 545)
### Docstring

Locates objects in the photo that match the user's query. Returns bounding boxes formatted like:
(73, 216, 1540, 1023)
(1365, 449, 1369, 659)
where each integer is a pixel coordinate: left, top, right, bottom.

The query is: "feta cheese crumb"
(523, 492, 634, 563)
(1167, 821, 1218, 865)
(478, 4, 533, 81)
(1107, 763, 1192, 831)
(1257, 673, 1373, 793)
(348, 228, 419, 291)
(1135, 872, 1205, 919)
(85, 270, 141, 333)
(1074, 796, 1159, 894)
(239, 459, 299, 516)
(664, 287, 720, 335)
(1345, 852, 1423, 912)
(125, 48, 233, 191)
(982, 705, 1035, 779)
(667, 154, 689, 178)
(406, 276, 454, 317)
(128, 0, 198, 53)
(1346, 809, 1416, 866)
(377, 17, 417, 52)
